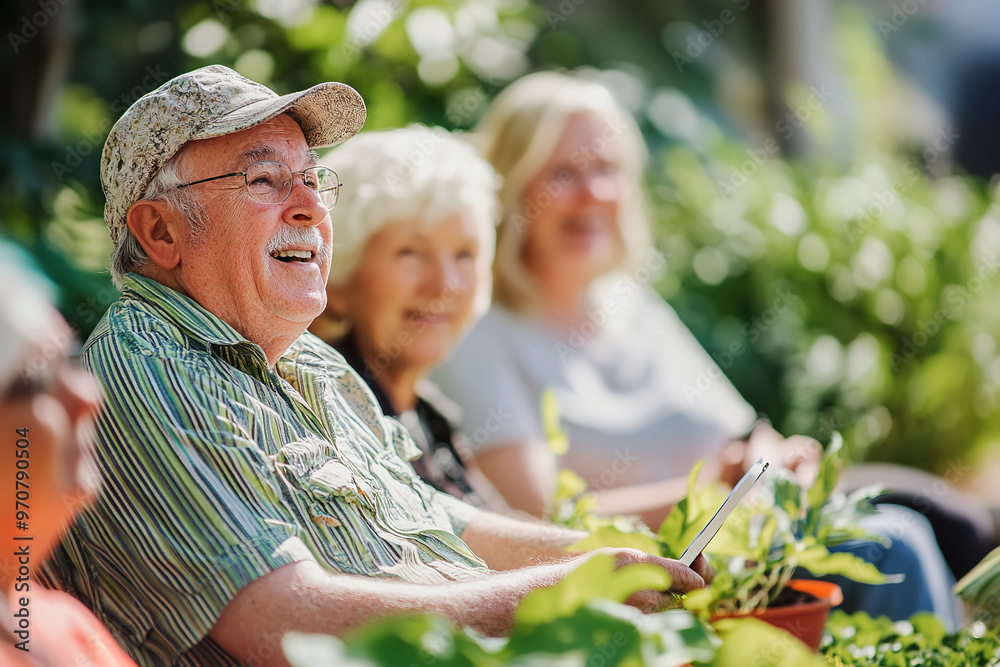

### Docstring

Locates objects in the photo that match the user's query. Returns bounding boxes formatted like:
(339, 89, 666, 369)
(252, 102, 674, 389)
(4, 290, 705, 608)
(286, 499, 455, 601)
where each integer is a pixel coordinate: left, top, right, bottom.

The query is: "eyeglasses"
(175, 160, 342, 210)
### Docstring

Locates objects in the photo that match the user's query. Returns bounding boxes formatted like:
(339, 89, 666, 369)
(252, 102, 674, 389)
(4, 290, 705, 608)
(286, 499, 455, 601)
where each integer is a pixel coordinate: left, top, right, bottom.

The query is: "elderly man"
(39, 66, 708, 666)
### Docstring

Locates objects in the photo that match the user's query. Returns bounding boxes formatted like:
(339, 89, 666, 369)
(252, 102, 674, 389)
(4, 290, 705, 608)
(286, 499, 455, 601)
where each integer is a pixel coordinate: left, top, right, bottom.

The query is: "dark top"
(334, 333, 486, 507)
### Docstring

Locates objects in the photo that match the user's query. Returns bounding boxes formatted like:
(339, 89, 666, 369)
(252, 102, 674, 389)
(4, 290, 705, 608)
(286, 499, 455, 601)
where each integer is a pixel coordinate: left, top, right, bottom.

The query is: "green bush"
(652, 141, 1000, 473)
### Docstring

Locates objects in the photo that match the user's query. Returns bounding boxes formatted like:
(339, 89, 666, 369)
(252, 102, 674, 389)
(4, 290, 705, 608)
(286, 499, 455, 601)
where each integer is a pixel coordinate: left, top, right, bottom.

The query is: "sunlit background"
(3, 0, 1000, 498)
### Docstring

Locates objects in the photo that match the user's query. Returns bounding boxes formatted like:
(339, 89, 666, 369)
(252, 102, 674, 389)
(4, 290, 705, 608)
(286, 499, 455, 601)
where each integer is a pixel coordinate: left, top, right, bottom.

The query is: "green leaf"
(709, 617, 827, 666)
(554, 468, 587, 503)
(507, 603, 644, 667)
(794, 545, 898, 584)
(657, 461, 727, 559)
(773, 477, 802, 521)
(541, 389, 568, 455)
(514, 555, 670, 627)
(804, 434, 843, 535)
(909, 611, 947, 646)
(569, 526, 665, 556)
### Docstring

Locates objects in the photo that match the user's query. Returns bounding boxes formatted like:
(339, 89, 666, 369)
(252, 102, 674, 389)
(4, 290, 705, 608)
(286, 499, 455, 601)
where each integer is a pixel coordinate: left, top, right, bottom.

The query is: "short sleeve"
(382, 415, 481, 535)
(432, 316, 546, 452)
(54, 332, 317, 662)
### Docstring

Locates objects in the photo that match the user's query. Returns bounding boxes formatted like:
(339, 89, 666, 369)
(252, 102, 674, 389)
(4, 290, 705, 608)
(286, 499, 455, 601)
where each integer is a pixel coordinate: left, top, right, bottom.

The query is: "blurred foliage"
(2, 0, 998, 475)
(650, 10, 1000, 473)
(822, 610, 1000, 666)
(283, 555, 833, 666)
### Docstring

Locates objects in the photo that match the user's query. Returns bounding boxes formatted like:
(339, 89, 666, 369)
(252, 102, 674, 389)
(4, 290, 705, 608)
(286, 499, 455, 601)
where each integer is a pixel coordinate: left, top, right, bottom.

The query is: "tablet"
(678, 459, 769, 567)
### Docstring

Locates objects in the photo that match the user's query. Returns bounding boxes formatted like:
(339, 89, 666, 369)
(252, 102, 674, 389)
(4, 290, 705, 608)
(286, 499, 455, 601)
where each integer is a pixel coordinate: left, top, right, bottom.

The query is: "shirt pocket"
(274, 438, 368, 527)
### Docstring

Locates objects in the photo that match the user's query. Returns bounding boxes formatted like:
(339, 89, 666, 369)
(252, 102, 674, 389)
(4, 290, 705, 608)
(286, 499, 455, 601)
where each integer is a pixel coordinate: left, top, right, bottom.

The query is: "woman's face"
(331, 213, 482, 380)
(0, 313, 102, 560)
(520, 112, 625, 287)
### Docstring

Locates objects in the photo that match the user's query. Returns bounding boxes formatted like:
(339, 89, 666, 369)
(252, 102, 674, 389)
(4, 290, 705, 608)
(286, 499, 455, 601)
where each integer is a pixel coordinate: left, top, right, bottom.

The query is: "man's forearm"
(209, 558, 575, 667)
(460, 510, 588, 570)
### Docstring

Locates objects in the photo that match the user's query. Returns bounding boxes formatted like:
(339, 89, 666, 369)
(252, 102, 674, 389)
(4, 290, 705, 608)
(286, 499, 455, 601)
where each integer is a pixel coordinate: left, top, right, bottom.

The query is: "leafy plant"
(684, 438, 898, 617)
(555, 437, 897, 617)
(282, 554, 835, 667)
(821, 610, 1000, 666)
(282, 555, 721, 667)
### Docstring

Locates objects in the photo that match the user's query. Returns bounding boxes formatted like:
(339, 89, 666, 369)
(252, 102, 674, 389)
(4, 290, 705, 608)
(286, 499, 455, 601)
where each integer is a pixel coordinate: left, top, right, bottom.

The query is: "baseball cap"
(101, 65, 367, 244)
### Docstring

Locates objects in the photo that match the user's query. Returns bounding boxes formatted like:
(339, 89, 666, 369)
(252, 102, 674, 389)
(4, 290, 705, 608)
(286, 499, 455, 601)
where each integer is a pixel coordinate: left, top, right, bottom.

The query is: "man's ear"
(127, 200, 183, 271)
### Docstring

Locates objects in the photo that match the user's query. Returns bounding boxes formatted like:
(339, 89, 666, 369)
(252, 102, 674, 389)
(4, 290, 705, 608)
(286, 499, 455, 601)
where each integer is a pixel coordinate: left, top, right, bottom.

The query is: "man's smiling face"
(171, 114, 333, 350)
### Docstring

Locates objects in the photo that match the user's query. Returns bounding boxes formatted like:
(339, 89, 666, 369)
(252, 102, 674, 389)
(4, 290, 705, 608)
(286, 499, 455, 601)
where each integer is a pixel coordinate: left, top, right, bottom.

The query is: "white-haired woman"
(431, 71, 966, 624)
(309, 124, 509, 512)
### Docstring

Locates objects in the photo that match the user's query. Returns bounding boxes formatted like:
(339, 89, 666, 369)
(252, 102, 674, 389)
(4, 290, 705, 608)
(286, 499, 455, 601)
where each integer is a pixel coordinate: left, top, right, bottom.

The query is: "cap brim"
(196, 81, 366, 149)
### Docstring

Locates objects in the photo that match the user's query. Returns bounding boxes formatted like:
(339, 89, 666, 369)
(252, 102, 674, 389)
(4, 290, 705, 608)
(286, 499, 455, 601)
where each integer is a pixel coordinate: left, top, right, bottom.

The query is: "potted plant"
(558, 436, 898, 651)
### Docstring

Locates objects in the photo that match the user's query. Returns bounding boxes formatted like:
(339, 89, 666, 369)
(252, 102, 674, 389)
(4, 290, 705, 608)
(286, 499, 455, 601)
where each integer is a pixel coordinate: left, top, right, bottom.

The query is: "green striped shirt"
(40, 274, 486, 666)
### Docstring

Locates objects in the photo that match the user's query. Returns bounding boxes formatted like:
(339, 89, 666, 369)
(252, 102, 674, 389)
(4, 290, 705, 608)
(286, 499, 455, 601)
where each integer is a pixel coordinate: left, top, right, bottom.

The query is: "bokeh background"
(3, 0, 1000, 494)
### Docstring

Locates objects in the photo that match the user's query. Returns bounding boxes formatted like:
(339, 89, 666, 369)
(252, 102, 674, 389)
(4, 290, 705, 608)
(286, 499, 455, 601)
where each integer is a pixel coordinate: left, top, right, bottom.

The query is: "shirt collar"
(120, 273, 252, 348)
(332, 330, 397, 416)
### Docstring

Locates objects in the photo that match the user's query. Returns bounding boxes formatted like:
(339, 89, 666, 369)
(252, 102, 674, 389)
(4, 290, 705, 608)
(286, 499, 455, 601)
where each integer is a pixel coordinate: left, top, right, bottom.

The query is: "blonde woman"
(310, 124, 510, 512)
(431, 71, 964, 624)
(432, 71, 803, 519)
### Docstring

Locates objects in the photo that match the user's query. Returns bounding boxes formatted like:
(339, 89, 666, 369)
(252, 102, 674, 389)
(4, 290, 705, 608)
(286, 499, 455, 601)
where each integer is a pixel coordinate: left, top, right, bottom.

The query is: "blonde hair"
(319, 124, 500, 336)
(475, 71, 652, 313)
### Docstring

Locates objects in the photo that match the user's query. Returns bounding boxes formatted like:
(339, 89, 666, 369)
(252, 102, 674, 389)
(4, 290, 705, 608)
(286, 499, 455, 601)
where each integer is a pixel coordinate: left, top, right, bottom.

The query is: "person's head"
(475, 71, 652, 312)
(0, 243, 102, 568)
(314, 125, 499, 382)
(103, 65, 366, 362)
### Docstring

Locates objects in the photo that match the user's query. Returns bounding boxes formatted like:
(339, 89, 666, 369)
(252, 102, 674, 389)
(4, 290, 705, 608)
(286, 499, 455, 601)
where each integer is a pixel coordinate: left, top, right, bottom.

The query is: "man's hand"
(574, 547, 711, 613)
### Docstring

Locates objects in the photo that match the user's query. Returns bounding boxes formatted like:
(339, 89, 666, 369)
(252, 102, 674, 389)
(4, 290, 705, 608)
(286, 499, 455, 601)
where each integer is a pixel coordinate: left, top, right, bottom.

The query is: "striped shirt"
(39, 274, 486, 666)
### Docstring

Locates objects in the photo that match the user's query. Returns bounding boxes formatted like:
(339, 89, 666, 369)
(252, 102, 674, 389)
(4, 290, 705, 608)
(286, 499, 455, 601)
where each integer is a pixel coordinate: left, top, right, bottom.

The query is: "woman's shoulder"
(450, 305, 548, 357)
(415, 379, 463, 425)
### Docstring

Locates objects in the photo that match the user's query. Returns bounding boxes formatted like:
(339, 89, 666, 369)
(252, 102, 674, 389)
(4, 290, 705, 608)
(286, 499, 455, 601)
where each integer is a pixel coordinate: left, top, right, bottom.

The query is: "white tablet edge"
(678, 458, 770, 567)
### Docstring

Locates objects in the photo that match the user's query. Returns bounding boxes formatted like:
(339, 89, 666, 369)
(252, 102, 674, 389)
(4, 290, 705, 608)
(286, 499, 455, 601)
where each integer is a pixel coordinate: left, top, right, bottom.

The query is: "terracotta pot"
(712, 579, 843, 651)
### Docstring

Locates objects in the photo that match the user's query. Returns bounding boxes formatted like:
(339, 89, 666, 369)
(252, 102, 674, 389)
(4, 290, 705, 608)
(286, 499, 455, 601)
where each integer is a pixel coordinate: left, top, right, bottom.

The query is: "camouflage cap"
(101, 64, 366, 244)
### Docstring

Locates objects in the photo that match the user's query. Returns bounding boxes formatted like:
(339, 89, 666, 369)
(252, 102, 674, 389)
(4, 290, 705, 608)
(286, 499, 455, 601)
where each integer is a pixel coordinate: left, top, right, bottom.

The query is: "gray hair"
(109, 148, 209, 288)
(322, 125, 500, 317)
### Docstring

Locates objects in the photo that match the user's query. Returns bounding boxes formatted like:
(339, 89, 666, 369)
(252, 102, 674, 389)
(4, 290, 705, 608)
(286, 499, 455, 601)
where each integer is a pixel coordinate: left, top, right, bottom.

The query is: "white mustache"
(266, 227, 330, 264)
